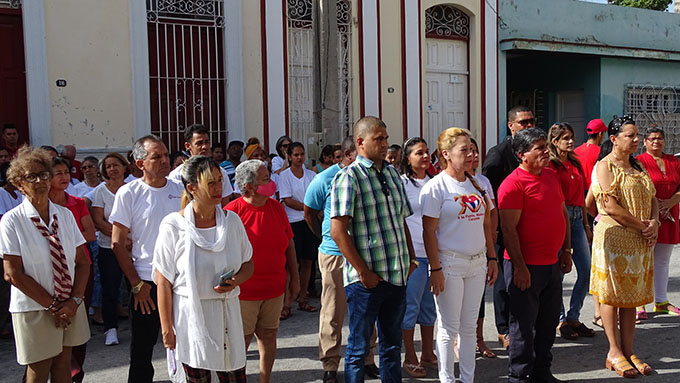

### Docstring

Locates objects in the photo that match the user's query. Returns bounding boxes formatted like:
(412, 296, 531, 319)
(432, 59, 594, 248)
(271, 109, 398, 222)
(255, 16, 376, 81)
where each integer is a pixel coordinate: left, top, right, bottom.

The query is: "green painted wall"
(600, 57, 680, 121)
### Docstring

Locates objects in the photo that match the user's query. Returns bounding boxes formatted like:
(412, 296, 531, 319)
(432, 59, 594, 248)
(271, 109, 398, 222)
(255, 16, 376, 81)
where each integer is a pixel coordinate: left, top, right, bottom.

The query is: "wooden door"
(0, 9, 28, 146)
(425, 38, 468, 149)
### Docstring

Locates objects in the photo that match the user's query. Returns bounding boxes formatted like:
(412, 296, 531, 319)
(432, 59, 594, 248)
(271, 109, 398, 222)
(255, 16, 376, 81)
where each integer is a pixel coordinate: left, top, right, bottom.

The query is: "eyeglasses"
(515, 118, 536, 127)
(23, 171, 51, 183)
(375, 171, 391, 197)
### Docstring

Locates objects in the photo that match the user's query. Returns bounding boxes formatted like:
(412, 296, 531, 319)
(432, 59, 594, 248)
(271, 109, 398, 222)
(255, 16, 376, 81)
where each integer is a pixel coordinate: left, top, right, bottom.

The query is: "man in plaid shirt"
(330, 116, 417, 383)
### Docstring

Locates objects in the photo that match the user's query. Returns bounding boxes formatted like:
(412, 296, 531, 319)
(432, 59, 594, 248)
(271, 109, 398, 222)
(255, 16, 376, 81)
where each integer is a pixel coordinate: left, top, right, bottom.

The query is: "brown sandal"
(280, 305, 292, 320)
(628, 355, 652, 376)
(297, 300, 318, 312)
(606, 356, 638, 378)
(402, 362, 427, 378)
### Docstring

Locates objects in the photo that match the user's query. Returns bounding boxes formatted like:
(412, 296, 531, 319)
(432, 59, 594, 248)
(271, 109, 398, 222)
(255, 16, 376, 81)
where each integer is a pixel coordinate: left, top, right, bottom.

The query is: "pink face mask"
(256, 180, 276, 197)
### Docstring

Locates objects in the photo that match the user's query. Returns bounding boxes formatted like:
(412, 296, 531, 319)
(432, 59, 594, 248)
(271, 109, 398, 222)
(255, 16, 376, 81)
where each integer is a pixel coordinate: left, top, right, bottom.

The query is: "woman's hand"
(53, 299, 79, 319)
(642, 220, 659, 247)
(429, 270, 445, 296)
(214, 278, 237, 294)
(486, 260, 498, 286)
(162, 328, 176, 350)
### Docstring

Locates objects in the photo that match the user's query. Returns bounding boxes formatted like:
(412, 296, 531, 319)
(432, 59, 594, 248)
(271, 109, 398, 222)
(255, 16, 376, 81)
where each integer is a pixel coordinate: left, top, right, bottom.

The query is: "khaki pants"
(318, 251, 376, 371)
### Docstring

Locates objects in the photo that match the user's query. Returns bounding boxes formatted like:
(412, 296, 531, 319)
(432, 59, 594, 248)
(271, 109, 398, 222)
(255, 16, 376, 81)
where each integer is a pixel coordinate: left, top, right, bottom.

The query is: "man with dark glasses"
(330, 116, 417, 383)
(482, 105, 535, 351)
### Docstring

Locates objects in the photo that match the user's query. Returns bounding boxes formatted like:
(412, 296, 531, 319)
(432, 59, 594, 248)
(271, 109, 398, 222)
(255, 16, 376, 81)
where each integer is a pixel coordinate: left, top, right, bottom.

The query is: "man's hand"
(133, 283, 157, 315)
(584, 225, 593, 245)
(559, 251, 573, 274)
(359, 270, 382, 289)
(513, 265, 531, 291)
(287, 274, 301, 303)
(407, 261, 417, 279)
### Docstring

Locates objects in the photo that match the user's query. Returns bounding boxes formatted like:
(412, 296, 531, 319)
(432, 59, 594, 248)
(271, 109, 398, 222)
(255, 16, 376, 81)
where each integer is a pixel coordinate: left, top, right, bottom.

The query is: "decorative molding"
(425, 4, 469, 40)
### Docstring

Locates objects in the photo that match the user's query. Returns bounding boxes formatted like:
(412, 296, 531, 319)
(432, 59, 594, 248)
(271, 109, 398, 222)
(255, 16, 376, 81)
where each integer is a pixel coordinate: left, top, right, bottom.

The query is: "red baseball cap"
(586, 119, 607, 134)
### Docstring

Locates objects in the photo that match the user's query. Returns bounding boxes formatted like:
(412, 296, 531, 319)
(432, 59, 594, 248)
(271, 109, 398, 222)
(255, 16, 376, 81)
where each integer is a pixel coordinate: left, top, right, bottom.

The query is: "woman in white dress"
(153, 155, 254, 381)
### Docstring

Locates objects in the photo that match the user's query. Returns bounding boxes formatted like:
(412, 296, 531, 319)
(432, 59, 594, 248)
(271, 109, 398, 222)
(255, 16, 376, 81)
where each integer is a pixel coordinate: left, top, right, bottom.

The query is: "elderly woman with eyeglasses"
(0, 146, 90, 383)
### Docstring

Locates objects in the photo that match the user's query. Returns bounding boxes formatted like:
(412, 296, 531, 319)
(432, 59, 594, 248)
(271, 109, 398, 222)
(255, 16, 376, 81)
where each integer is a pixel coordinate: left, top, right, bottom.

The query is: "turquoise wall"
(499, 0, 680, 53)
(600, 57, 680, 122)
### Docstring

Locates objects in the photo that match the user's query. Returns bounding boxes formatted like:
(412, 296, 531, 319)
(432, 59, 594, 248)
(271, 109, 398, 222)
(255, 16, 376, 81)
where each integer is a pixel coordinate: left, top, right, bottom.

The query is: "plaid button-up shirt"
(330, 155, 413, 286)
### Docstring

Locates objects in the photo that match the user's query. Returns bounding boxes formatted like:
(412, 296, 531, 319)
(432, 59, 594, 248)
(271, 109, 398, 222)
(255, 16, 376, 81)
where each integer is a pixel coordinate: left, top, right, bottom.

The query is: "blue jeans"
(560, 206, 592, 323)
(401, 257, 436, 329)
(87, 241, 102, 308)
(345, 281, 406, 383)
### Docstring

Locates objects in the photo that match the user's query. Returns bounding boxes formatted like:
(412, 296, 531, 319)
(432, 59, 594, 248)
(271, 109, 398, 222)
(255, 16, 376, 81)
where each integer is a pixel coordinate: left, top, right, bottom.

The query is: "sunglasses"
(515, 118, 536, 127)
(375, 171, 391, 197)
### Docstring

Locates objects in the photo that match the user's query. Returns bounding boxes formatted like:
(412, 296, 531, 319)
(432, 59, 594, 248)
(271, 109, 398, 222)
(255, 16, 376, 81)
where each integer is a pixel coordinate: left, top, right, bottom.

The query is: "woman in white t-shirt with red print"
(421, 128, 498, 383)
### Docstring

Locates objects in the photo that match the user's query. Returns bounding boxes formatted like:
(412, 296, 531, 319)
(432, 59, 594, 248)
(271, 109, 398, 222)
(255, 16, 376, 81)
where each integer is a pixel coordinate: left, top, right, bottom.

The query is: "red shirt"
(574, 143, 600, 191)
(548, 160, 585, 207)
(498, 167, 566, 265)
(63, 193, 91, 261)
(637, 152, 680, 244)
(225, 197, 293, 300)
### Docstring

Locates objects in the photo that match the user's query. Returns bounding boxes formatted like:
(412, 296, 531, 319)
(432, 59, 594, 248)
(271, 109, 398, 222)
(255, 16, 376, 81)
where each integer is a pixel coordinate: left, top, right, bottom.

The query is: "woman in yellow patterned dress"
(591, 115, 659, 378)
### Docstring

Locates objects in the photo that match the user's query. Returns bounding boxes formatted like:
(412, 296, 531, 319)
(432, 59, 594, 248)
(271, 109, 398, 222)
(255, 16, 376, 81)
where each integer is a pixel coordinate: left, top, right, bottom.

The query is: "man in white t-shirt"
(167, 124, 234, 206)
(109, 135, 184, 382)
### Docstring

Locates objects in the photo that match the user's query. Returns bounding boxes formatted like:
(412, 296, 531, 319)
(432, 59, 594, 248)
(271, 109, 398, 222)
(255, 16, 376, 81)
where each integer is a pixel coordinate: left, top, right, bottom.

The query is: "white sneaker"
(104, 328, 119, 346)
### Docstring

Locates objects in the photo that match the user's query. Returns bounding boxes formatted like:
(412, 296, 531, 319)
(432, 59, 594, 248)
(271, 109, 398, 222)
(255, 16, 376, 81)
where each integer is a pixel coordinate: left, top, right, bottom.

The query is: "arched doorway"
(424, 4, 469, 148)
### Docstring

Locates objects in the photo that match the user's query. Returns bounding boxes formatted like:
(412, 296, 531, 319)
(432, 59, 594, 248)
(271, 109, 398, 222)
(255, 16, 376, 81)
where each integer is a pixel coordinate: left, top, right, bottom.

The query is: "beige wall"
(242, 0, 265, 148)
(44, 0, 134, 151)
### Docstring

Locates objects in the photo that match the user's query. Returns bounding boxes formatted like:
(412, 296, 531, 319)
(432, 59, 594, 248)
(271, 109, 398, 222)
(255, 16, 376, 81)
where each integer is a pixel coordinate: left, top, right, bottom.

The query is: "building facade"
(0, 0, 499, 163)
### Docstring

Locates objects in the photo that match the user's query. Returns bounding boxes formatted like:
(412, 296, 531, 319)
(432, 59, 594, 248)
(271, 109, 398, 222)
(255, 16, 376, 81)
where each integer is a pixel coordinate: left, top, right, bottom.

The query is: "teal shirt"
(303, 164, 342, 256)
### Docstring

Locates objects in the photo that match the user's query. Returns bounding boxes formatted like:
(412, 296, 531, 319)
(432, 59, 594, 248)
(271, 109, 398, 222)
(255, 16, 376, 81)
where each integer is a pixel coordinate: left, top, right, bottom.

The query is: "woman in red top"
(48, 157, 96, 383)
(548, 123, 596, 340)
(637, 127, 680, 317)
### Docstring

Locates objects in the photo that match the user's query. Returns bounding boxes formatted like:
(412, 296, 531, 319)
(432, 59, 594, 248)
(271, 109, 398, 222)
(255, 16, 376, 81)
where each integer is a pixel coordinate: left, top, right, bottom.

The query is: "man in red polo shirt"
(498, 128, 572, 383)
(574, 119, 607, 191)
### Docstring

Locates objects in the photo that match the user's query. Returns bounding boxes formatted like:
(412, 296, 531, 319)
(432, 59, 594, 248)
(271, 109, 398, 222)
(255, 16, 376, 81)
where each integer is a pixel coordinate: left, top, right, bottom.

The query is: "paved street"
(1, 246, 679, 382)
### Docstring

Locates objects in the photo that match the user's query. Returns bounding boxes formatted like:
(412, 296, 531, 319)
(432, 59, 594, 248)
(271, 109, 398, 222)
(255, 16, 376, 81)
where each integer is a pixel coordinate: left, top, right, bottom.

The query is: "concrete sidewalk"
(1, 246, 679, 382)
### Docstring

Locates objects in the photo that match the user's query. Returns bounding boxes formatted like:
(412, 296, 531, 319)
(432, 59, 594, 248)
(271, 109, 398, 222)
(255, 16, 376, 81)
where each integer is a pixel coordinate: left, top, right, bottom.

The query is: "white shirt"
(420, 172, 489, 255)
(73, 180, 101, 198)
(271, 156, 285, 173)
(65, 182, 77, 196)
(153, 210, 252, 371)
(91, 182, 118, 248)
(401, 175, 430, 258)
(124, 174, 138, 183)
(278, 167, 316, 223)
(0, 188, 24, 216)
(169, 162, 234, 199)
(109, 178, 184, 280)
(0, 200, 86, 312)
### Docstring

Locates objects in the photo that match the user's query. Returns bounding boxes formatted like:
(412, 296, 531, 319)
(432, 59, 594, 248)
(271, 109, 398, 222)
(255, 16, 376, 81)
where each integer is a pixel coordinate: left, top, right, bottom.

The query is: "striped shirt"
(330, 155, 413, 286)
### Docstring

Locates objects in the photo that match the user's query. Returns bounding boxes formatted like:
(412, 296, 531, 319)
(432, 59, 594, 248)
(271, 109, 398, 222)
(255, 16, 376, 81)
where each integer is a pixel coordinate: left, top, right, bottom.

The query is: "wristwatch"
(410, 259, 419, 267)
(132, 280, 145, 295)
(562, 248, 573, 255)
(70, 296, 83, 306)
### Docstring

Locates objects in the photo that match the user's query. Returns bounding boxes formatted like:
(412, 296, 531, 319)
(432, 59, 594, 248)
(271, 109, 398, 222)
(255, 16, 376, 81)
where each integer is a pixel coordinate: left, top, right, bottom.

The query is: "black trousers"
(98, 247, 124, 331)
(128, 281, 160, 383)
(504, 261, 562, 383)
(493, 243, 510, 334)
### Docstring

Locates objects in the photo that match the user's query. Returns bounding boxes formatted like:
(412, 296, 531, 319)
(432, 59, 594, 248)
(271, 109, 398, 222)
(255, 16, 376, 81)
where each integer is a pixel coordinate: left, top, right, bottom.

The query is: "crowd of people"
(0, 108, 677, 383)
